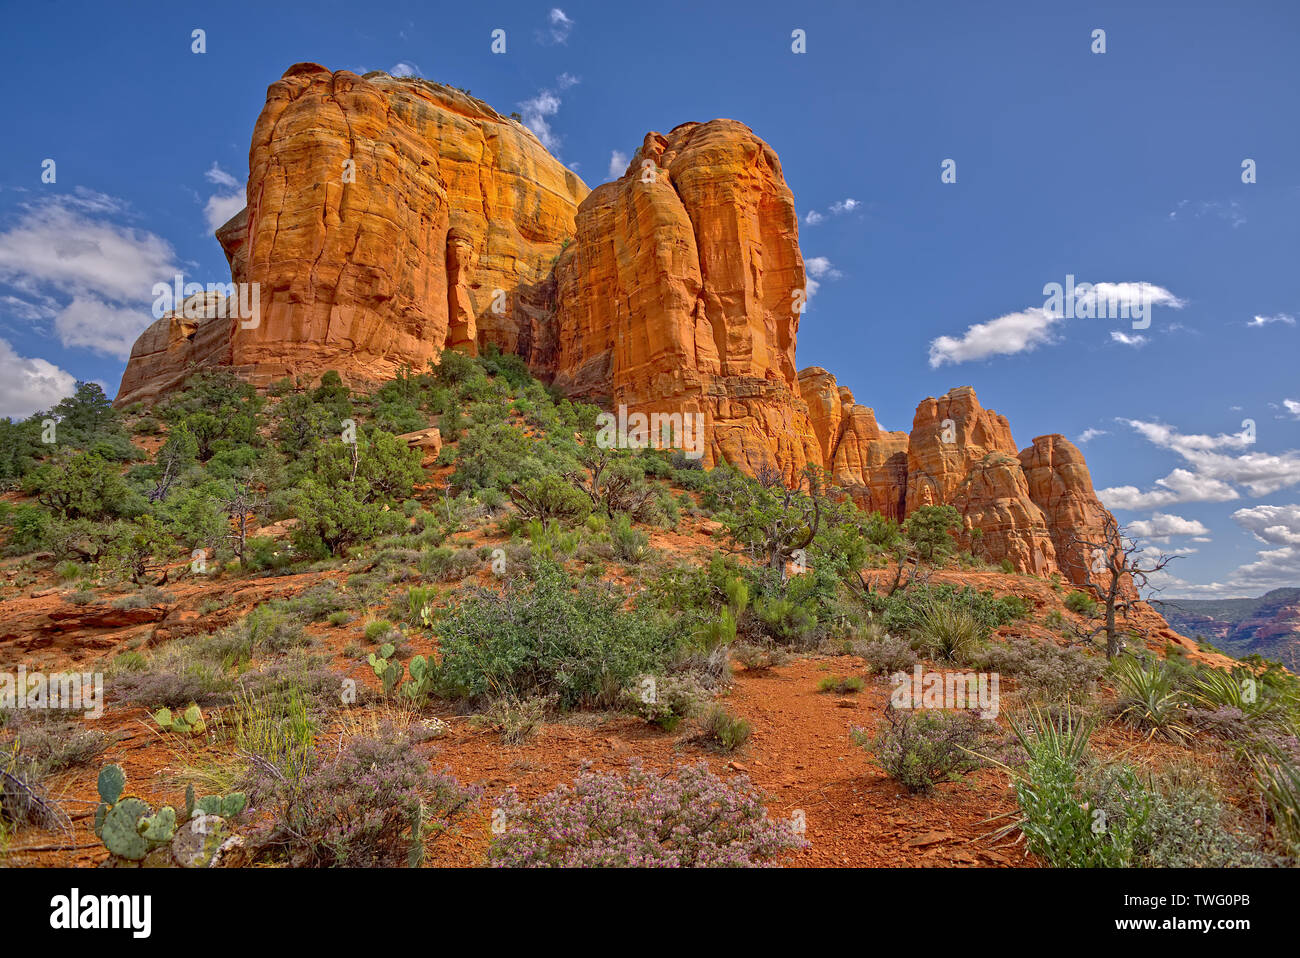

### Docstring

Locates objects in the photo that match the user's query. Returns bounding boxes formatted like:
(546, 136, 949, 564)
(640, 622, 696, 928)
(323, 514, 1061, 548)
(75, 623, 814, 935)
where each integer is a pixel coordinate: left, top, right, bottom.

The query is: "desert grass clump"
(470, 694, 554, 745)
(853, 634, 918, 675)
(732, 640, 789, 673)
(488, 761, 806, 867)
(818, 675, 865, 695)
(699, 705, 751, 752)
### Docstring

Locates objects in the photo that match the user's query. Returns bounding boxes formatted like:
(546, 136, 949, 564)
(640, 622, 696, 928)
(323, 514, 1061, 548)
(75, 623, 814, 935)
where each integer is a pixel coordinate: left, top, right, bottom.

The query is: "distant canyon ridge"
(115, 63, 1124, 593)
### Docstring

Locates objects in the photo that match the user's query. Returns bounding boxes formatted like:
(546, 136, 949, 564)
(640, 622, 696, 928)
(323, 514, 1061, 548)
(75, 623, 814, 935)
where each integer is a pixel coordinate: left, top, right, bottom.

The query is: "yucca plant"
(1111, 656, 1191, 742)
(978, 707, 1143, 866)
(1188, 667, 1284, 724)
(1251, 755, 1300, 855)
(915, 600, 986, 663)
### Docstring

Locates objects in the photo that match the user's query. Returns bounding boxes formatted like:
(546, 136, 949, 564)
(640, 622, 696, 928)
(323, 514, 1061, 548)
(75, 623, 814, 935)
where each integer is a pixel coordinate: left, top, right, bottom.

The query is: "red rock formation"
(553, 122, 821, 481)
(116, 64, 586, 407)
(797, 368, 908, 519)
(1018, 434, 1115, 586)
(111, 64, 1140, 590)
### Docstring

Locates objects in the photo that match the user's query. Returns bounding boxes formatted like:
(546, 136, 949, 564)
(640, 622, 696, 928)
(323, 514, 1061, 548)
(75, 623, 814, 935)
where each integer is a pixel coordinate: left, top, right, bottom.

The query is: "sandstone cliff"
(114, 63, 1135, 589)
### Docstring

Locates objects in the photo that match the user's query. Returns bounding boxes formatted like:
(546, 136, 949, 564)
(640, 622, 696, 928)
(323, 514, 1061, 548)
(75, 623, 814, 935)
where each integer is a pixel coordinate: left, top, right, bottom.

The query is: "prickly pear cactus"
(139, 806, 177, 844)
(100, 797, 152, 861)
(154, 703, 207, 736)
(97, 764, 126, 805)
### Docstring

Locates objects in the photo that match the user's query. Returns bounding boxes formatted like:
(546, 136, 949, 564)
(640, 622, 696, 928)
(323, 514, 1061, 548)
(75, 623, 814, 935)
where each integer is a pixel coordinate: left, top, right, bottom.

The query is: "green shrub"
(700, 705, 751, 752)
(1065, 590, 1099, 616)
(435, 561, 677, 709)
(854, 708, 988, 794)
(818, 675, 865, 694)
(610, 513, 650, 564)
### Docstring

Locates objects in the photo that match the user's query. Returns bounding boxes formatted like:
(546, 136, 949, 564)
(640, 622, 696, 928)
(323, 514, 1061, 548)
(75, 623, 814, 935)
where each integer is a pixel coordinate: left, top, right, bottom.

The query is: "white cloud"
(539, 8, 574, 44)
(519, 75, 580, 156)
(53, 295, 158, 360)
(520, 91, 563, 153)
(928, 307, 1059, 368)
(0, 190, 176, 305)
(608, 150, 628, 179)
(1073, 282, 1185, 316)
(805, 257, 840, 280)
(1110, 330, 1147, 347)
(204, 162, 239, 189)
(1077, 428, 1107, 443)
(0, 294, 55, 323)
(803, 256, 840, 302)
(804, 198, 859, 225)
(1248, 313, 1295, 327)
(1233, 504, 1300, 546)
(204, 192, 245, 233)
(201, 163, 244, 233)
(1168, 199, 1246, 228)
(1099, 468, 1240, 510)
(1283, 399, 1300, 419)
(0, 189, 179, 359)
(1127, 512, 1210, 540)
(1230, 545, 1300, 590)
(388, 61, 422, 77)
(0, 337, 77, 420)
(1099, 418, 1300, 513)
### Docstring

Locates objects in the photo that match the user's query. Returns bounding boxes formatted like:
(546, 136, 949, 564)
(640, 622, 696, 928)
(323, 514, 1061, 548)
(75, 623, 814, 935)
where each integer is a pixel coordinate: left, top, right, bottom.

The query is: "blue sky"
(0, 0, 1297, 597)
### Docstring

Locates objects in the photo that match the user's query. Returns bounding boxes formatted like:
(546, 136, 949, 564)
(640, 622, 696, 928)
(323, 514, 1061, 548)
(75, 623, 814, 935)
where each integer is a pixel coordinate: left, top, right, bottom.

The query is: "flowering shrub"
(488, 761, 807, 867)
(249, 731, 479, 867)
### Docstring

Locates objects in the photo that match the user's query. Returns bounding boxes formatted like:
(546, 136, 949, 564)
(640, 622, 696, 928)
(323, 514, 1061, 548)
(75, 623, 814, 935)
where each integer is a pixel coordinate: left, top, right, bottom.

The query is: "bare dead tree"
(223, 480, 267, 570)
(1068, 512, 1180, 659)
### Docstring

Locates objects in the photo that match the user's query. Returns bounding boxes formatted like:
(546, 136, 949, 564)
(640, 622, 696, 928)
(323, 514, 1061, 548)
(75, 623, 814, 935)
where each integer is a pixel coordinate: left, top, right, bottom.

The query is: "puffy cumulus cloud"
(803, 256, 840, 302)
(53, 295, 150, 361)
(1098, 468, 1239, 510)
(1065, 281, 1185, 317)
(1126, 512, 1210, 541)
(0, 337, 77, 419)
(0, 189, 178, 358)
(1099, 418, 1300, 507)
(1076, 428, 1107, 443)
(931, 280, 1183, 367)
(202, 163, 245, 234)
(387, 61, 423, 77)
(928, 307, 1060, 368)
(607, 150, 628, 179)
(1157, 501, 1300, 593)
(803, 198, 859, 226)
(0, 189, 176, 305)
(1232, 504, 1300, 546)
(519, 75, 579, 156)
